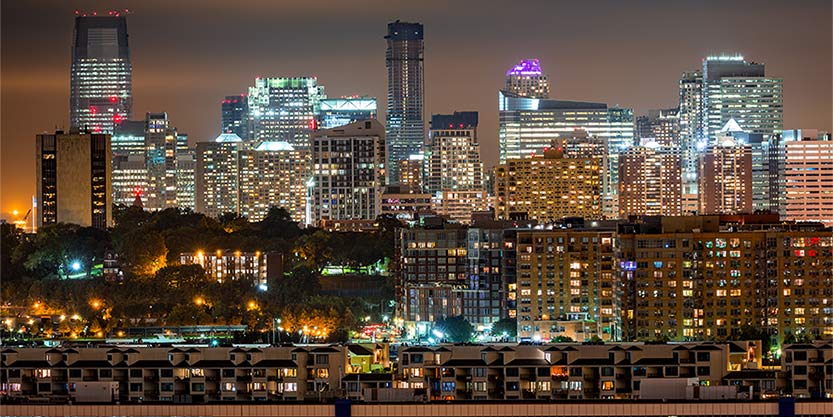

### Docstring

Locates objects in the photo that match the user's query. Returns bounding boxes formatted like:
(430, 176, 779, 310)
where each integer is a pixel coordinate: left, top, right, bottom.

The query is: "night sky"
(2, 0, 831, 217)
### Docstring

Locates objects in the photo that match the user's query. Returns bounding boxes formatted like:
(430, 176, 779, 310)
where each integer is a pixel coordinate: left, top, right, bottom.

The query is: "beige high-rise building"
(783, 129, 833, 225)
(238, 141, 308, 222)
(397, 157, 423, 193)
(618, 143, 683, 217)
(515, 227, 620, 342)
(494, 148, 602, 222)
(504, 59, 550, 98)
(36, 130, 112, 229)
(617, 215, 833, 342)
(425, 112, 483, 194)
(699, 136, 752, 214)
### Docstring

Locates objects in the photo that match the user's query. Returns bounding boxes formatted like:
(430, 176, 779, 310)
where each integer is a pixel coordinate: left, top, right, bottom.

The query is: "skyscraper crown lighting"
(506, 59, 543, 76)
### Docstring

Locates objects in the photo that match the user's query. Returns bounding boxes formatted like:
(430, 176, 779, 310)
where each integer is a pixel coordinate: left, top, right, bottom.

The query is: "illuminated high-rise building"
(144, 113, 188, 211)
(425, 112, 483, 194)
(175, 151, 196, 212)
(317, 97, 377, 129)
(498, 91, 633, 217)
(385, 20, 424, 183)
(248, 77, 325, 149)
(195, 133, 244, 218)
(69, 14, 132, 134)
(221, 94, 249, 140)
(310, 120, 386, 224)
(618, 142, 683, 217)
(504, 59, 549, 98)
(110, 114, 190, 210)
(494, 148, 602, 222)
(110, 120, 146, 206)
(701, 55, 783, 141)
(783, 129, 833, 225)
(699, 133, 753, 215)
(678, 70, 703, 195)
(397, 157, 424, 193)
(635, 108, 680, 147)
(238, 141, 308, 223)
(36, 130, 112, 229)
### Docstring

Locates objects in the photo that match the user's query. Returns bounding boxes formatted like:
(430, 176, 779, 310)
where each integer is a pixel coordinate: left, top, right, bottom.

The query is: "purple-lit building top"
(505, 58, 543, 76)
(504, 58, 549, 99)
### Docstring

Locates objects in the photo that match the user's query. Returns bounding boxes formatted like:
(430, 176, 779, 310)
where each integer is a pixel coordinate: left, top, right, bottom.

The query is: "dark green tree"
(490, 317, 517, 339)
(433, 316, 474, 343)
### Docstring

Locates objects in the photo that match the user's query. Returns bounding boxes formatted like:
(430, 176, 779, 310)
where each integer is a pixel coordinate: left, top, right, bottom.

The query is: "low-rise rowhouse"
(1, 341, 831, 403)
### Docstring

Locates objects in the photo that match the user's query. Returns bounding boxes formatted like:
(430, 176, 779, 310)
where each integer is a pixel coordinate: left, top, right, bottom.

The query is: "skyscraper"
(317, 97, 377, 129)
(221, 94, 249, 140)
(698, 134, 753, 215)
(69, 14, 132, 134)
(248, 77, 325, 149)
(783, 129, 833, 225)
(504, 59, 549, 98)
(36, 130, 112, 229)
(701, 56, 783, 141)
(238, 141, 308, 223)
(635, 108, 680, 147)
(195, 133, 244, 218)
(385, 20, 424, 183)
(310, 120, 386, 225)
(494, 147, 602, 222)
(110, 120, 146, 206)
(425, 112, 483, 194)
(618, 143, 683, 217)
(678, 70, 703, 194)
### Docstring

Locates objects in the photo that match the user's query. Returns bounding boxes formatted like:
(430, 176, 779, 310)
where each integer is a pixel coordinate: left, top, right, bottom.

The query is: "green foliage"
(433, 316, 474, 343)
(490, 317, 517, 339)
(553, 335, 574, 343)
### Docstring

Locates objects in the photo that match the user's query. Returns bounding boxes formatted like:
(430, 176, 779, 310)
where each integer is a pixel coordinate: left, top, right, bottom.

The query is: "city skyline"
(1, 0, 831, 217)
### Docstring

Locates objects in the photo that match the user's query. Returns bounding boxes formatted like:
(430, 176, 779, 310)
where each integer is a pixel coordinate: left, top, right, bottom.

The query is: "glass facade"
(248, 77, 325, 149)
(69, 15, 132, 134)
(385, 21, 424, 183)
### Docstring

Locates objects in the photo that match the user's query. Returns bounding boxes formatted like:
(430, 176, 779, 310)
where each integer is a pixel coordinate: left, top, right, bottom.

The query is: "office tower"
(784, 129, 833, 224)
(397, 157, 423, 192)
(317, 97, 377, 129)
(110, 120, 146, 206)
(36, 130, 112, 229)
(310, 120, 386, 225)
(701, 55, 783, 141)
(221, 94, 249, 140)
(617, 215, 832, 342)
(699, 133, 753, 215)
(635, 108, 680, 146)
(111, 114, 190, 210)
(195, 133, 244, 218)
(69, 14, 132, 134)
(552, 129, 610, 210)
(248, 77, 325, 148)
(175, 150, 196, 211)
(494, 148, 602, 222)
(425, 112, 483, 194)
(498, 91, 633, 217)
(144, 113, 187, 211)
(505, 59, 549, 98)
(678, 70, 703, 195)
(238, 141, 308, 222)
(385, 20, 424, 183)
(515, 225, 620, 342)
(618, 143, 683, 217)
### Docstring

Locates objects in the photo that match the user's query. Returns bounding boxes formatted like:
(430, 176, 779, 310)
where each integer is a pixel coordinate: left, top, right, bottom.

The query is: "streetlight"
(70, 261, 82, 272)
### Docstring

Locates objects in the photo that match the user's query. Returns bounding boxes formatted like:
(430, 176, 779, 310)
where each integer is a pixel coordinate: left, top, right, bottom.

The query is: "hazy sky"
(2, 0, 831, 217)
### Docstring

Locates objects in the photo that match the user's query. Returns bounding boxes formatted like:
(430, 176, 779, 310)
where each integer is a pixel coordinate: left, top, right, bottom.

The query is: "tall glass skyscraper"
(248, 77, 325, 149)
(221, 94, 250, 140)
(385, 20, 424, 183)
(69, 14, 132, 134)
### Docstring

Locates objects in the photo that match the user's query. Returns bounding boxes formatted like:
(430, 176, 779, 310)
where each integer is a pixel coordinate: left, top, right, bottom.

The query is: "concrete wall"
(3, 401, 832, 417)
